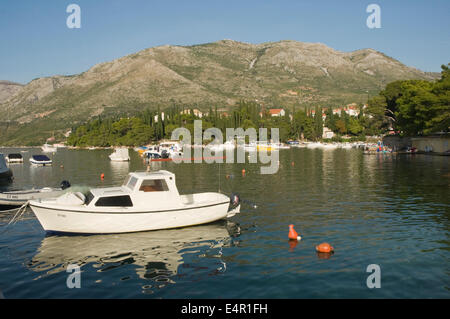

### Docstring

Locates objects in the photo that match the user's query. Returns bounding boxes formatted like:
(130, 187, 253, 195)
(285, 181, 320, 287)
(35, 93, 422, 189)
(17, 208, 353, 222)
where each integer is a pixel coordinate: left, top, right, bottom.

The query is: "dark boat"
(0, 154, 13, 181)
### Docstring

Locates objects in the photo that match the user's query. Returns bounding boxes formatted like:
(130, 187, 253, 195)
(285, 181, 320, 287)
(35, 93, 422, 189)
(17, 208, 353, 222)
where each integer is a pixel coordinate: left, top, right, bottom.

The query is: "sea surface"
(0, 147, 449, 298)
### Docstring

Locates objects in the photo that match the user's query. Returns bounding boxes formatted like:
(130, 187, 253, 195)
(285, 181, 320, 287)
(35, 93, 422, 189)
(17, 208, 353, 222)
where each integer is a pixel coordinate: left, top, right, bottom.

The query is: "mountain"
(0, 80, 24, 103)
(0, 39, 439, 145)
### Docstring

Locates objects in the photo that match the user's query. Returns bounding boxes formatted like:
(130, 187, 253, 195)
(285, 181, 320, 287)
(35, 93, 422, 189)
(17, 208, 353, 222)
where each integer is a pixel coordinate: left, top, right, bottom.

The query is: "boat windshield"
(125, 176, 138, 190)
(122, 175, 131, 187)
(85, 191, 95, 205)
(139, 179, 169, 192)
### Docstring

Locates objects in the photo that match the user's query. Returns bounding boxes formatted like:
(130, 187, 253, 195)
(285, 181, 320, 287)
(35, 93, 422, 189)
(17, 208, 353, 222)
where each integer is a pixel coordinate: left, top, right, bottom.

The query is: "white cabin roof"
(128, 170, 175, 179)
(90, 187, 125, 197)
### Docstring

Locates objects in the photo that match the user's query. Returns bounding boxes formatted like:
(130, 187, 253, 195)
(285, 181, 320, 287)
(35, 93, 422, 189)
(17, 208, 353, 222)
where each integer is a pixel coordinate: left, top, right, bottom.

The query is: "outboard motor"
(60, 180, 71, 190)
(229, 193, 240, 210)
(161, 150, 170, 159)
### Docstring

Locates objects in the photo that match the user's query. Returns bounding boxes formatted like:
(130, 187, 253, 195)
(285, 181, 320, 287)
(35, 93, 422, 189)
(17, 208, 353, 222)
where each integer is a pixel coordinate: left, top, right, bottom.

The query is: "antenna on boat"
(218, 161, 221, 193)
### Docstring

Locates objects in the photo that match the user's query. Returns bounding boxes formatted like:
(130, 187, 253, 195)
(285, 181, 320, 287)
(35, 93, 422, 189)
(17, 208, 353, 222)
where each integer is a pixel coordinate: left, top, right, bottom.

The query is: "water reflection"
(109, 161, 130, 180)
(28, 221, 241, 291)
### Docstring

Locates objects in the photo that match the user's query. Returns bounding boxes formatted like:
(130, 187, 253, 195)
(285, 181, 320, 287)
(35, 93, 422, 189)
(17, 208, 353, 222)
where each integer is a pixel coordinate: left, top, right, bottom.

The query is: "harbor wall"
(411, 136, 450, 154)
(382, 135, 412, 150)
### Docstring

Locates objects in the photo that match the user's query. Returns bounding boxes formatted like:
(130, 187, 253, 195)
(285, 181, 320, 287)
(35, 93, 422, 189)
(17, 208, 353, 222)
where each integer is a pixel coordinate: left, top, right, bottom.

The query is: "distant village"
(150, 102, 370, 140)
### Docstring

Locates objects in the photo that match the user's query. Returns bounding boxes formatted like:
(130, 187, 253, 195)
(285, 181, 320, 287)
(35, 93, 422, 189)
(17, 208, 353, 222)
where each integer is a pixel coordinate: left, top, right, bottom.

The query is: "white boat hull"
(0, 188, 66, 207)
(30, 159, 52, 165)
(30, 200, 231, 234)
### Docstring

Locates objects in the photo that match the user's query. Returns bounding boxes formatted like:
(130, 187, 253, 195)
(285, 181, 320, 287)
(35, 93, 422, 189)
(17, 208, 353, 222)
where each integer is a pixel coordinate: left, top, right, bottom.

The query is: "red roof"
(269, 108, 283, 115)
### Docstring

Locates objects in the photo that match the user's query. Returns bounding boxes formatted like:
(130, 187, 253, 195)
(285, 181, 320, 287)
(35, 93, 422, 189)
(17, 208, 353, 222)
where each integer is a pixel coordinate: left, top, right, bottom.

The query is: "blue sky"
(1, 0, 449, 84)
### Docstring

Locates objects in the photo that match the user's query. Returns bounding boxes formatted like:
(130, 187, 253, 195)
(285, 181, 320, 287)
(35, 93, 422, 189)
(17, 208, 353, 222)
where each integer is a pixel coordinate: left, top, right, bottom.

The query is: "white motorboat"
(322, 143, 338, 150)
(142, 145, 169, 159)
(271, 143, 290, 149)
(338, 143, 353, 149)
(42, 144, 57, 153)
(305, 142, 323, 149)
(109, 148, 130, 161)
(30, 155, 52, 166)
(207, 140, 236, 152)
(0, 154, 13, 181)
(6, 153, 23, 163)
(0, 181, 71, 208)
(29, 170, 241, 234)
(159, 141, 183, 158)
(241, 142, 257, 152)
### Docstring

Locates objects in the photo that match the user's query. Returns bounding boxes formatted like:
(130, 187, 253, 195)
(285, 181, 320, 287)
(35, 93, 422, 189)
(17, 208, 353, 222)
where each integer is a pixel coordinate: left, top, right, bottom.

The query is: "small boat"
(159, 141, 183, 158)
(134, 146, 148, 155)
(42, 144, 57, 153)
(256, 142, 273, 151)
(242, 142, 257, 152)
(142, 145, 169, 159)
(6, 153, 23, 163)
(144, 151, 165, 159)
(271, 143, 290, 149)
(0, 181, 71, 208)
(305, 142, 323, 149)
(109, 148, 130, 162)
(29, 170, 241, 234)
(322, 143, 338, 150)
(339, 143, 353, 149)
(0, 154, 13, 181)
(30, 155, 53, 166)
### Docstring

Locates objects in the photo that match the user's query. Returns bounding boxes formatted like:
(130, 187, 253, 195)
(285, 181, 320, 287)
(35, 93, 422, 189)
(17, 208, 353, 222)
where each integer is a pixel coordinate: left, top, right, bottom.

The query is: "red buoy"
(288, 224, 301, 241)
(316, 242, 334, 253)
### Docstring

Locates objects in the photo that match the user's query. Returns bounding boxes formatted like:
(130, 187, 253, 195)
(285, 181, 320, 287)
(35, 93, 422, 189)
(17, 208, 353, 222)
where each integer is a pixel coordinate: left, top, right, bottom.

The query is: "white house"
(269, 108, 285, 117)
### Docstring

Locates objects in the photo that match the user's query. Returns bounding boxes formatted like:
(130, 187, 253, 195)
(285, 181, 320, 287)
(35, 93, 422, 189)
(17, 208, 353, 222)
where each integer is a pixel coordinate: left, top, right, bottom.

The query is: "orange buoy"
(288, 224, 301, 241)
(241, 169, 246, 176)
(100, 173, 105, 180)
(316, 242, 334, 253)
(291, 161, 295, 166)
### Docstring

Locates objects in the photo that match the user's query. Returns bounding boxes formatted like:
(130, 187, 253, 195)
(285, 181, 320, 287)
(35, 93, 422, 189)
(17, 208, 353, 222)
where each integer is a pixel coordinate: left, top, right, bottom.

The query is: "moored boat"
(29, 170, 241, 234)
(271, 142, 290, 149)
(159, 141, 183, 158)
(0, 181, 71, 209)
(42, 144, 57, 153)
(6, 153, 23, 163)
(109, 148, 130, 161)
(30, 155, 52, 166)
(0, 154, 13, 181)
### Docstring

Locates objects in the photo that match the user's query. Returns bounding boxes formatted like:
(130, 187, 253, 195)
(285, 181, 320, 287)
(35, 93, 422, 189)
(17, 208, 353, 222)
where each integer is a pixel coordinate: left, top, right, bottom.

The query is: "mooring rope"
(1, 202, 30, 233)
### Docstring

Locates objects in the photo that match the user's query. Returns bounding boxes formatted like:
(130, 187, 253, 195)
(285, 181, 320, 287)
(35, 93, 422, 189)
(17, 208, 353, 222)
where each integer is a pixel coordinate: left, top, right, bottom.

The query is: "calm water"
(0, 147, 449, 298)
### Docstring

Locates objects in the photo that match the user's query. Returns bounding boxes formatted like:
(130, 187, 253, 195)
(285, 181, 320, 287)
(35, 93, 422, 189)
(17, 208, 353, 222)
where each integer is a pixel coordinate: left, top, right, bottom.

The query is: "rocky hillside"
(0, 40, 439, 145)
(0, 80, 24, 103)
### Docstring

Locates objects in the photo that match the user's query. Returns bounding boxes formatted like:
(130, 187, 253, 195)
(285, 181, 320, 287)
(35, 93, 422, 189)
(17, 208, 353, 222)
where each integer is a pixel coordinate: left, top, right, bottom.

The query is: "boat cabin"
(30, 155, 52, 165)
(83, 170, 182, 209)
(6, 153, 24, 163)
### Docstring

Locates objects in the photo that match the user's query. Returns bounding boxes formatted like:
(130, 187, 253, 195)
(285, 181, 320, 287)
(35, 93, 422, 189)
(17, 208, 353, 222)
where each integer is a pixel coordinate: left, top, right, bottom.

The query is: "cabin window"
(139, 179, 169, 192)
(126, 176, 138, 190)
(85, 191, 95, 205)
(95, 195, 133, 207)
(122, 175, 131, 187)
